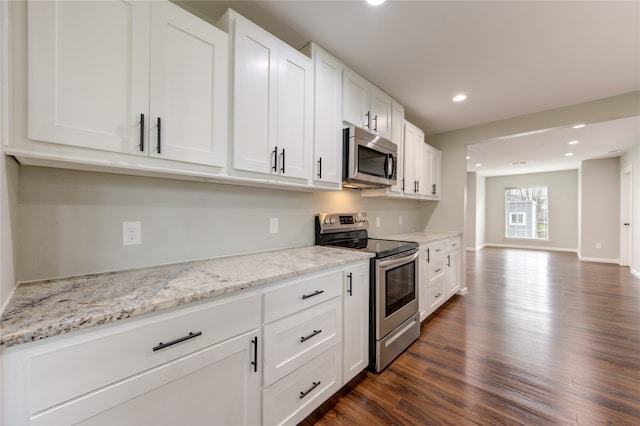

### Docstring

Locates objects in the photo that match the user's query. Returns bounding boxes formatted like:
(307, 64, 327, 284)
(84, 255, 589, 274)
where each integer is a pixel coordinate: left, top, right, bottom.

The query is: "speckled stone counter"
(0, 246, 373, 350)
(383, 231, 461, 245)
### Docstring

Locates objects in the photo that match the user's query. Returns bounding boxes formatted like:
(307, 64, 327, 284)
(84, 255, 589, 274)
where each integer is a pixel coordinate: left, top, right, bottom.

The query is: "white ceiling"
(183, 0, 640, 176)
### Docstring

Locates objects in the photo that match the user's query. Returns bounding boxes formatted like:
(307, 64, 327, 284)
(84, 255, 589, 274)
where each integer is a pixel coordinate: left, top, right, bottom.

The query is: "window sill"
(503, 237, 552, 244)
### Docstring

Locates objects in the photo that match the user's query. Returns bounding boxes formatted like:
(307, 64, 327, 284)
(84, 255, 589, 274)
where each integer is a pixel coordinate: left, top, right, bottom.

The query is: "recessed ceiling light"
(366, 0, 386, 5)
(511, 161, 527, 166)
(475, 163, 482, 167)
(564, 152, 574, 157)
(453, 94, 467, 102)
(466, 156, 471, 160)
(573, 124, 586, 129)
(568, 140, 579, 145)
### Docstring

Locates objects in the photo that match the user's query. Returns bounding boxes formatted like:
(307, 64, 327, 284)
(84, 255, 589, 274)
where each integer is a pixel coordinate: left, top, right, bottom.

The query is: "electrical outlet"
(399, 215, 403, 225)
(270, 217, 279, 234)
(375, 216, 381, 227)
(595, 243, 602, 249)
(123, 221, 141, 246)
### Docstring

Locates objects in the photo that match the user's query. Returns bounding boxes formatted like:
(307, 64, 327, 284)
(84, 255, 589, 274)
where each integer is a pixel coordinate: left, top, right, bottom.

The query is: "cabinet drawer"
(427, 277, 446, 311)
(264, 270, 342, 323)
(428, 241, 446, 259)
(263, 344, 342, 426)
(428, 258, 446, 282)
(263, 297, 341, 386)
(29, 292, 261, 415)
(446, 236, 461, 252)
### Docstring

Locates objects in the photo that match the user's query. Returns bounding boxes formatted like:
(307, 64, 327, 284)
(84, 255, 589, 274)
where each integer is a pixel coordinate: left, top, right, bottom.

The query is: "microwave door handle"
(385, 154, 395, 179)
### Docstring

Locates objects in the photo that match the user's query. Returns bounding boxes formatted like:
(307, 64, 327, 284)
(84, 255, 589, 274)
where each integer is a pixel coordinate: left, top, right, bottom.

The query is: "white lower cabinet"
(262, 344, 342, 426)
(342, 261, 369, 383)
(31, 330, 261, 426)
(1, 261, 371, 426)
(419, 236, 461, 321)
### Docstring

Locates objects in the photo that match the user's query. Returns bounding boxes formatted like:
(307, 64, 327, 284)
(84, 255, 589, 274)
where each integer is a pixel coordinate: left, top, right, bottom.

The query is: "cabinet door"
(342, 68, 369, 129)
(312, 46, 343, 186)
(343, 263, 369, 383)
(431, 148, 441, 199)
(389, 101, 405, 193)
(31, 331, 261, 426)
(403, 121, 419, 195)
(232, 16, 278, 174)
(445, 250, 460, 297)
(423, 144, 441, 198)
(28, 1, 150, 153)
(369, 86, 392, 139)
(276, 44, 313, 180)
(149, 2, 228, 167)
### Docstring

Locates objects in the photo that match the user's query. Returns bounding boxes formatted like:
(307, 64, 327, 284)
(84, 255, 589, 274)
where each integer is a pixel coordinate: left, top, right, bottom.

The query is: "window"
(505, 186, 549, 240)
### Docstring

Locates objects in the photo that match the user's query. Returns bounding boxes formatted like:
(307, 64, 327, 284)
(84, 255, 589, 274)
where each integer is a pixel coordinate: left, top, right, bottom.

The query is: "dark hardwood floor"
(305, 247, 640, 425)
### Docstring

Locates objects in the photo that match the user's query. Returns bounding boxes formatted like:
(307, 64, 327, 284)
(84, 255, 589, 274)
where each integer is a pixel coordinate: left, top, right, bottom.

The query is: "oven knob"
(355, 217, 360, 223)
(330, 218, 336, 224)
(324, 218, 330, 224)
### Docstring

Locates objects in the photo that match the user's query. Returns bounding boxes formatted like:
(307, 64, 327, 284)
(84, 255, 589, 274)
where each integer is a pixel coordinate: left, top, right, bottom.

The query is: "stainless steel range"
(315, 213, 420, 372)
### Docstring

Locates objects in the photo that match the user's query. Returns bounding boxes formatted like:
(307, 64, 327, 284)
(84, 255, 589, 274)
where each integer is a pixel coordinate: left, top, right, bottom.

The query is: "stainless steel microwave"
(342, 126, 397, 189)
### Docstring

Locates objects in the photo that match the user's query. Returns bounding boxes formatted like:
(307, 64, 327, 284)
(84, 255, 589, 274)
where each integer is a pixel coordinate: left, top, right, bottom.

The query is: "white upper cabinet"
(220, 10, 313, 184)
(423, 144, 442, 200)
(27, 1, 228, 168)
(342, 68, 392, 139)
(388, 101, 405, 194)
(148, 2, 228, 167)
(403, 120, 425, 196)
(302, 42, 344, 188)
(28, 1, 151, 153)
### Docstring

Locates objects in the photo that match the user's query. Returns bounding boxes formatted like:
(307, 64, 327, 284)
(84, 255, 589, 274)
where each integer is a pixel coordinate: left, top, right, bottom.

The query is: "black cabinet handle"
(317, 157, 322, 179)
(280, 148, 286, 174)
(156, 117, 161, 154)
(432, 183, 437, 195)
(447, 254, 451, 267)
(251, 336, 258, 372)
(373, 114, 378, 132)
(272, 146, 278, 172)
(364, 111, 370, 129)
(417, 180, 420, 193)
(139, 113, 145, 152)
(302, 290, 324, 300)
(401, 178, 405, 192)
(624, 222, 630, 226)
(347, 272, 353, 296)
(426, 248, 430, 263)
(300, 329, 322, 343)
(153, 331, 201, 352)
(299, 381, 321, 399)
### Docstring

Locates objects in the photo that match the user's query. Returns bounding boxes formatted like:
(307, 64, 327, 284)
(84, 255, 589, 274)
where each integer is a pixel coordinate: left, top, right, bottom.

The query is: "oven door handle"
(379, 250, 419, 269)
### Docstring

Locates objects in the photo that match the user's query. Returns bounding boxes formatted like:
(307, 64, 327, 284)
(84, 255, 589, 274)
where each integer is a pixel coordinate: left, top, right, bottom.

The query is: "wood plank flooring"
(303, 248, 640, 425)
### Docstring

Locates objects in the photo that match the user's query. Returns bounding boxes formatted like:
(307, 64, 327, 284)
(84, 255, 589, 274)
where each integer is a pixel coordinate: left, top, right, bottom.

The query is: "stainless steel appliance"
(342, 126, 397, 189)
(315, 213, 420, 372)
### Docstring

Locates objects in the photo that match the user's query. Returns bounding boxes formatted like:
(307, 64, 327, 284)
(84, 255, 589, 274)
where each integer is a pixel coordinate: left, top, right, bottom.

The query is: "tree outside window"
(505, 186, 549, 239)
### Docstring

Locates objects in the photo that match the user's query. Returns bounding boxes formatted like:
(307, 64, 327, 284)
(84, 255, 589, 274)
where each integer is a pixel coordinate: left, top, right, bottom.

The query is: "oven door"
(375, 249, 419, 339)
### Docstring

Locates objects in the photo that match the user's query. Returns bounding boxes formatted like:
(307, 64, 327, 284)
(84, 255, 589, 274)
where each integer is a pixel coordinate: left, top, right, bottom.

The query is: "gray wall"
(485, 170, 578, 251)
(15, 166, 423, 283)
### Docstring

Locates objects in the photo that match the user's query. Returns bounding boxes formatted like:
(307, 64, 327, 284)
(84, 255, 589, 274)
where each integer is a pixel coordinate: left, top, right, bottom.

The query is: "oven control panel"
(316, 213, 368, 233)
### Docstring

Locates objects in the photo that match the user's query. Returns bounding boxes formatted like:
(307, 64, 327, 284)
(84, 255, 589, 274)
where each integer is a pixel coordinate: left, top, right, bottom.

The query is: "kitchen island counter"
(0, 246, 373, 349)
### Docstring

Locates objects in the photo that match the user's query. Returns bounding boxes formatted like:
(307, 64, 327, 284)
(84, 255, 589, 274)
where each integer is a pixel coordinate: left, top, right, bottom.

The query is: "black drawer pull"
(299, 381, 321, 399)
(302, 290, 324, 300)
(251, 336, 258, 372)
(156, 117, 161, 154)
(139, 113, 145, 151)
(153, 331, 202, 352)
(300, 329, 322, 343)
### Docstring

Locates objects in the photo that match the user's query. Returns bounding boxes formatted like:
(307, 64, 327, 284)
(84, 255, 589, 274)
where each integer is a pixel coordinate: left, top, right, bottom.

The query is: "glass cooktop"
(329, 238, 418, 258)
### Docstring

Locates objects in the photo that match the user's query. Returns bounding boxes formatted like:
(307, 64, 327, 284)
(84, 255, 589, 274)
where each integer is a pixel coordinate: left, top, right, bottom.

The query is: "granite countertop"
(0, 246, 373, 350)
(382, 231, 461, 245)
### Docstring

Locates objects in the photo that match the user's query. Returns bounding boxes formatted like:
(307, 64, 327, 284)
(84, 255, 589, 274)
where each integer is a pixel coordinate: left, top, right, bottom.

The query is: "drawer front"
(263, 344, 342, 426)
(264, 270, 342, 323)
(428, 241, 446, 259)
(29, 292, 261, 414)
(427, 277, 446, 311)
(446, 236, 461, 252)
(428, 258, 446, 282)
(263, 298, 341, 387)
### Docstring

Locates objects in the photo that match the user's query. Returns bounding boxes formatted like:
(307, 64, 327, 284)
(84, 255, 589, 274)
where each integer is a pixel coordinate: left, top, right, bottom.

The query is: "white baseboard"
(578, 255, 620, 264)
(466, 244, 487, 252)
(631, 268, 640, 279)
(485, 243, 577, 253)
